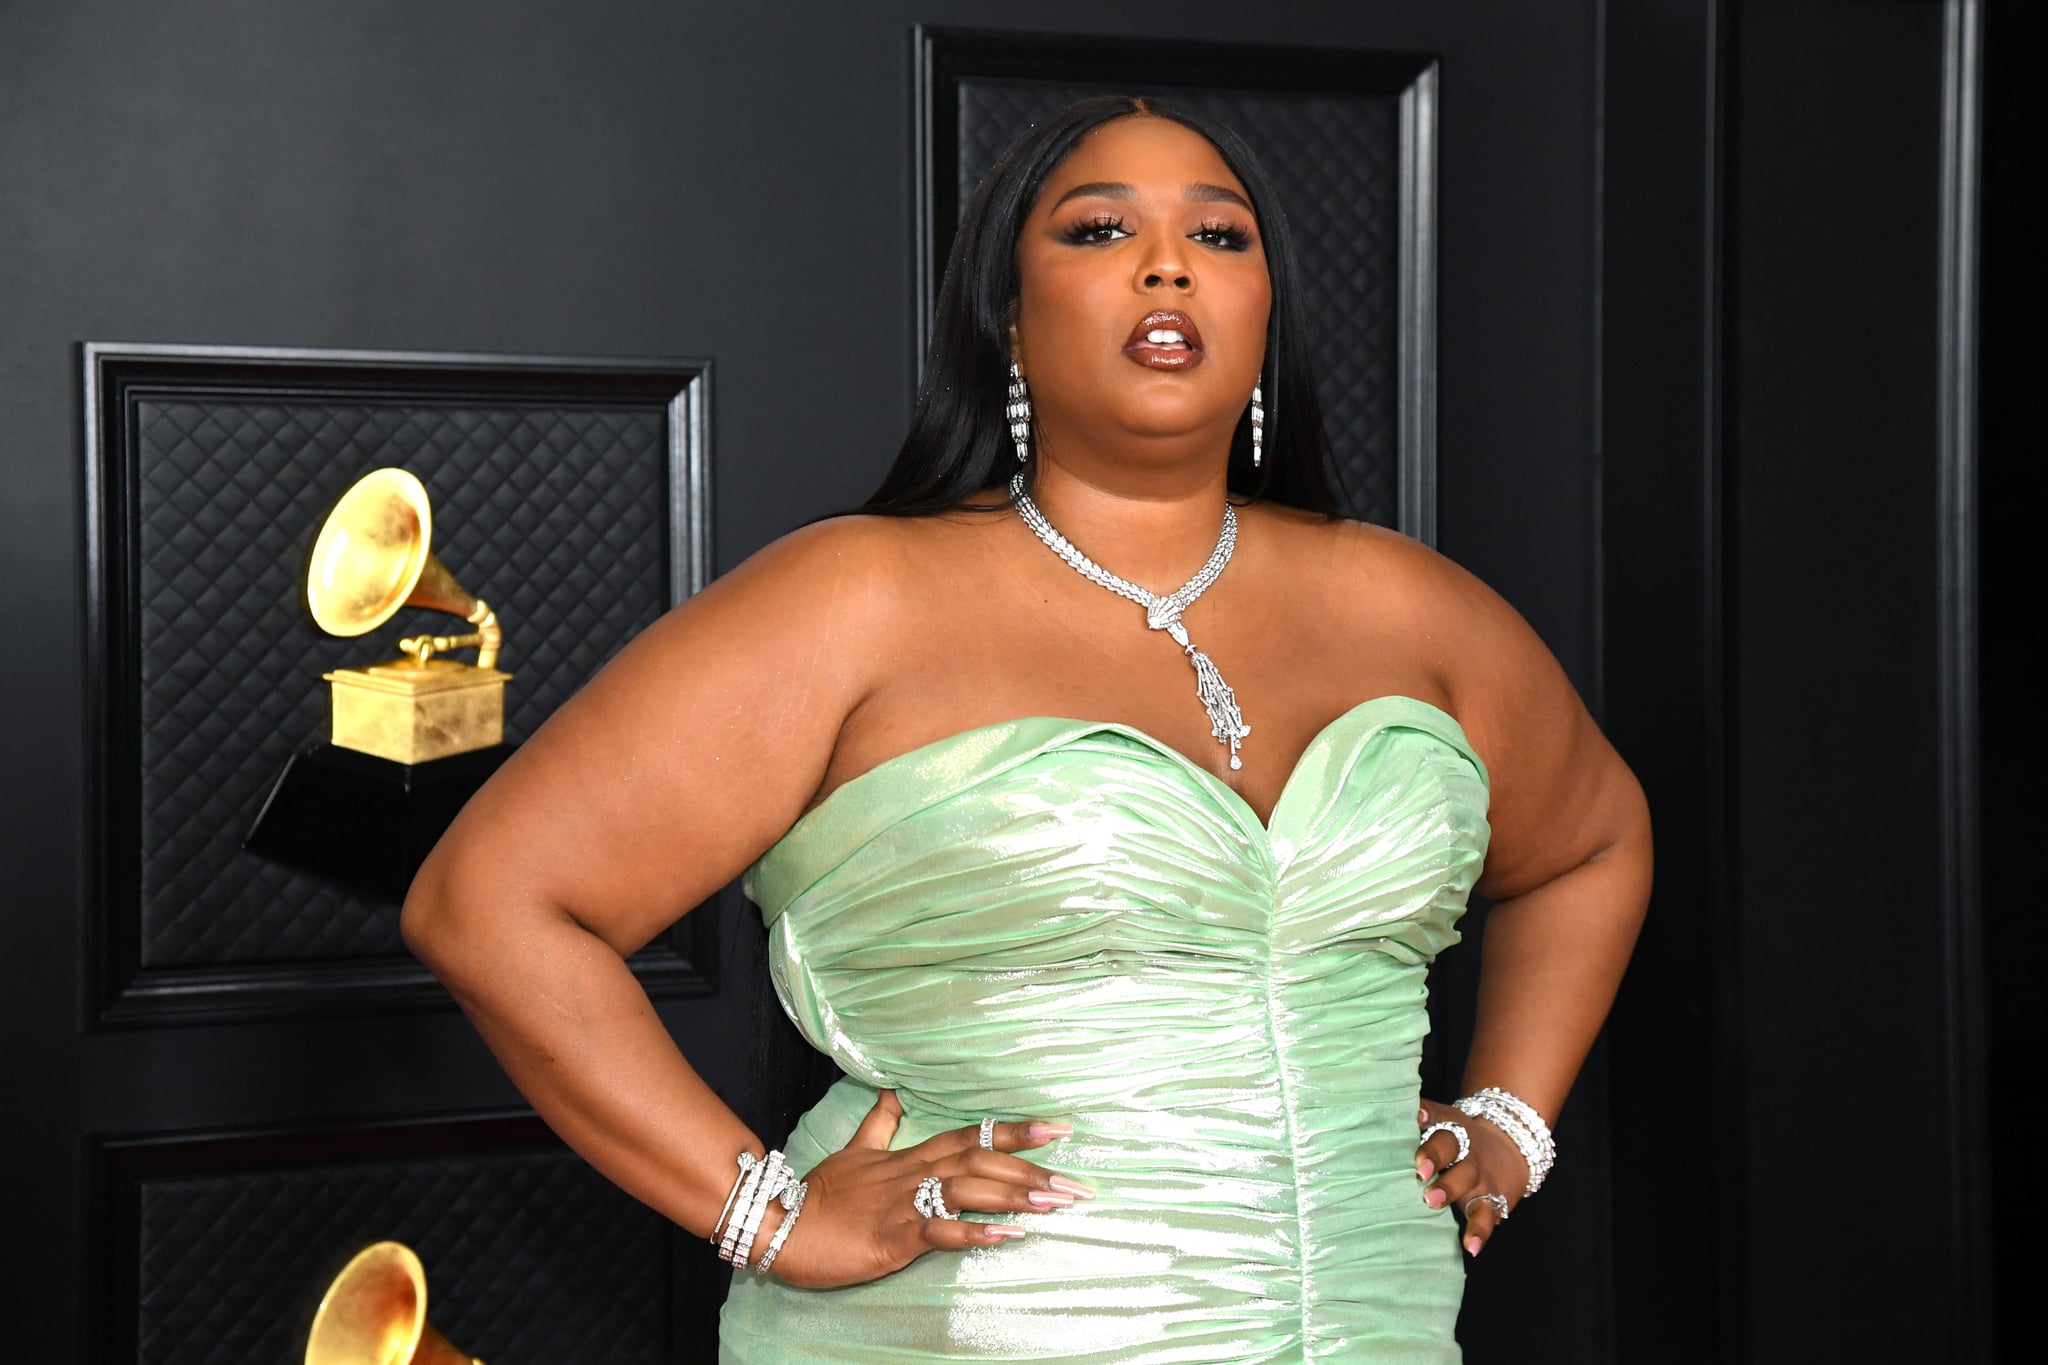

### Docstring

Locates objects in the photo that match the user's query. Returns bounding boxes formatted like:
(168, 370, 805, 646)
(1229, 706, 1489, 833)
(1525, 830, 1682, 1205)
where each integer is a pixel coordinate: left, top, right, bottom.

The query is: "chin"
(1114, 396, 1226, 439)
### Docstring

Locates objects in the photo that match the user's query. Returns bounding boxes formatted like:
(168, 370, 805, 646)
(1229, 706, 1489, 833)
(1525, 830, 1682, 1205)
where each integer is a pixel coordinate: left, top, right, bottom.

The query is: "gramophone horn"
(305, 1241, 484, 1365)
(307, 468, 500, 668)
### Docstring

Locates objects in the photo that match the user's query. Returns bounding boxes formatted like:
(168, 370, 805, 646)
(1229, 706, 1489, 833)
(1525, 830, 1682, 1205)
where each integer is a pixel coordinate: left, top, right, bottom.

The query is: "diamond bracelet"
(709, 1149, 809, 1274)
(1454, 1087, 1556, 1197)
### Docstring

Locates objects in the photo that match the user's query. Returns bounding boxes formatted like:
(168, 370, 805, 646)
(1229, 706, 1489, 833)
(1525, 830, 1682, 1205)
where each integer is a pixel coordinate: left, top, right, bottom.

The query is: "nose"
(1133, 228, 1192, 292)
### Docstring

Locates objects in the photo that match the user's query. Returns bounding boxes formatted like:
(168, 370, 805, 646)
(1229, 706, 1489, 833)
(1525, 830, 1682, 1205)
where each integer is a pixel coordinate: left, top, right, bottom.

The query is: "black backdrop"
(0, 1, 2011, 1361)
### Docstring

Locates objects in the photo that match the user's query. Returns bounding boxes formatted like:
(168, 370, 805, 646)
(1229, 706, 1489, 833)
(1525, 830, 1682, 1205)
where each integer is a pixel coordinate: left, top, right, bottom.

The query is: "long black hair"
(742, 96, 1343, 1150)
(860, 93, 1342, 517)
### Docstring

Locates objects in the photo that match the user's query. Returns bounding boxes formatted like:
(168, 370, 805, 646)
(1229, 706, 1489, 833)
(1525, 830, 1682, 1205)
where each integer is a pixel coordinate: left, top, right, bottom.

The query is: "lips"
(1122, 310, 1205, 369)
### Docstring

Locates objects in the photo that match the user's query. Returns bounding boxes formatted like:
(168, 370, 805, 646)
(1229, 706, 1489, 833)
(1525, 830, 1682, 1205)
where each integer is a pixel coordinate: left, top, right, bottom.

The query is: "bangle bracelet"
(730, 1152, 790, 1269)
(710, 1151, 760, 1247)
(718, 1154, 770, 1264)
(1457, 1094, 1548, 1197)
(1469, 1086, 1555, 1159)
(754, 1179, 808, 1276)
(1454, 1087, 1556, 1197)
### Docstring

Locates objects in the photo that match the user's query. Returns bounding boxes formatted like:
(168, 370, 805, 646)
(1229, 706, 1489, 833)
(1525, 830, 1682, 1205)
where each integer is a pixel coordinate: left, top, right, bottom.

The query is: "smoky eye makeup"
(1193, 218, 1256, 251)
(1058, 212, 1130, 245)
(1055, 212, 1258, 251)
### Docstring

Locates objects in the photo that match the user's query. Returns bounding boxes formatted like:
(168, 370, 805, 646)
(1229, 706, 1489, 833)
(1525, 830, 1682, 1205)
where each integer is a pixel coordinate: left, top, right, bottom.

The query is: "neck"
(1020, 456, 1232, 592)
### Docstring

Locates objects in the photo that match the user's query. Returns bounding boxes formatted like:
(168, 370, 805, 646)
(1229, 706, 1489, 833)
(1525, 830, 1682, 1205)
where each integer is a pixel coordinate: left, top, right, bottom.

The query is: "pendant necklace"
(1009, 470, 1252, 769)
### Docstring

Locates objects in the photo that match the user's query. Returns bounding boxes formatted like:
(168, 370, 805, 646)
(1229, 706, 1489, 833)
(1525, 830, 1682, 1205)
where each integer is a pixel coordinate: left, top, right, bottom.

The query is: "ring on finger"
(1462, 1191, 1510, 1223)
(914, 1175, 958, 1220)
(1418, 1121, 1471, 1169)
(978, 1117, 996, 1151)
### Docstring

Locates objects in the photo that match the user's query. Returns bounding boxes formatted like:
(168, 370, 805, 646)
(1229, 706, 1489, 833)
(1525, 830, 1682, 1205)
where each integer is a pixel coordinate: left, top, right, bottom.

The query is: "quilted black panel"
(131, 396, 670, 967)
(957, 80, 1400, 527)
(135, 1145, 671, 1365)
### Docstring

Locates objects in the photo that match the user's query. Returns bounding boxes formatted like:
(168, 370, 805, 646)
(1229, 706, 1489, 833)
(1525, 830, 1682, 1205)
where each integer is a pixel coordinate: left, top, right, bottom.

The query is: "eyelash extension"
(1195, 218, 1255, 251)
(1059, 214, 1256, 251)
(1060, 213, 1129, 244)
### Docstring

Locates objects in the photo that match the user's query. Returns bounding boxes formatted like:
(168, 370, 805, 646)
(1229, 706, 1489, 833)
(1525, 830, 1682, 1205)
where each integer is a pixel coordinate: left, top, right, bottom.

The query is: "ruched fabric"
(721, 695, 1491, 1363)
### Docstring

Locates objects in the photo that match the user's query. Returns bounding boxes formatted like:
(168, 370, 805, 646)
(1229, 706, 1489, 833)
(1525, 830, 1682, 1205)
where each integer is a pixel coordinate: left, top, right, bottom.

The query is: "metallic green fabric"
(722, 696, 1491, 1362)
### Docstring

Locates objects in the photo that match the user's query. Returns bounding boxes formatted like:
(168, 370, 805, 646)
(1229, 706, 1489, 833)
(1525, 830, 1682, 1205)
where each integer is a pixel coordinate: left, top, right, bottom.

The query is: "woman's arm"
(402, 517, 884, 1232)
(401, 517, 1074, 1283)
(1401, 545, 1653, 1253)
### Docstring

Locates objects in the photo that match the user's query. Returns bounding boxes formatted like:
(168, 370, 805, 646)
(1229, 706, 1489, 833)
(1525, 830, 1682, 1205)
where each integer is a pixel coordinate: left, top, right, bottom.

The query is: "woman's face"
(1012, 115, 1271, 467)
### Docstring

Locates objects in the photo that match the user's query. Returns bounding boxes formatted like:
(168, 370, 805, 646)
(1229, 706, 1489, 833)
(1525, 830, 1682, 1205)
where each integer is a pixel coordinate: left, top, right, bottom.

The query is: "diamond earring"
(1251, 382, 1264, 469)
(1006, 362, 1033, 464)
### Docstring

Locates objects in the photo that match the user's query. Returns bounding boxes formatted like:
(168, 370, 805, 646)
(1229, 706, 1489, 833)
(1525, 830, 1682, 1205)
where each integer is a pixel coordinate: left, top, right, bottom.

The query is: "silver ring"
(1418, 1121, 1471, 1168)
(913, 1175, 957, 1220)
(1462, 1191, 1510, 1223)
(979, 1117, 996, 1150)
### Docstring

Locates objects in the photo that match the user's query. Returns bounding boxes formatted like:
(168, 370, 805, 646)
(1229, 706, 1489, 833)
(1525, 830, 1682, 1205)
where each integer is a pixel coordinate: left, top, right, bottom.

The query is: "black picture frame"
(82, 343, 718, 1026)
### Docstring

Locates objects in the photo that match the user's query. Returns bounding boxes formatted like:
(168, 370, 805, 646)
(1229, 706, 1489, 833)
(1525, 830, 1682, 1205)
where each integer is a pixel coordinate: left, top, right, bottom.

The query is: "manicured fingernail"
(1466, 1235, 1482, 1257)
(1424, 1189, 1446, 1208)
(1027, 1190, 1075, 1208)
(985, 1225, 1027, 1241)
(1047, 1176, 1095, 1199)
(1419, 1108, 1429, 1125)
(1028, 1123, 1073, 1142)
(1416, 1158, 1435, 1179)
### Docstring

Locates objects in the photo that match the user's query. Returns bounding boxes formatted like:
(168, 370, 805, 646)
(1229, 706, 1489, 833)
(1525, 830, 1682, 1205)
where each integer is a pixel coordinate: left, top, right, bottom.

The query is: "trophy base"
(323, 660, 512, 765)
(244, 743, 515, 900)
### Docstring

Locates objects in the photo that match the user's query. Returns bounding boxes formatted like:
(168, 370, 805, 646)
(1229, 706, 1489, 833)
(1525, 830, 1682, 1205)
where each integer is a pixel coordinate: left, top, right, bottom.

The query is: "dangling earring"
(1007, 361, 1033, 464)
(1250, 382, 1265, 469)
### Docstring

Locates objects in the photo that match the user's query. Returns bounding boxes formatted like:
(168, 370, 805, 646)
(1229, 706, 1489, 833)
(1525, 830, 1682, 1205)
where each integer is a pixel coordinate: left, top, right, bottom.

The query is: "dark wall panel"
(1600, 3, 1742, 1360)
(1726, 2, 1983, 1360)
(96, 1116, 679, 1364)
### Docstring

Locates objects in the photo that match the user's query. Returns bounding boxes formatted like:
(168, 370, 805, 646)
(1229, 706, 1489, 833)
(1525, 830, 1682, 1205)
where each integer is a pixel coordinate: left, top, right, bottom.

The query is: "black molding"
(80, 343, 719, 1027)
(92, 887, 729, 1029)
(911, 25, 1440, 542)
(1394, 61, 1440, 545)
(1703, 6, 1747, 1358)
(1936, 0, 1990, 1357)
(1702, 9, 1747, 1356)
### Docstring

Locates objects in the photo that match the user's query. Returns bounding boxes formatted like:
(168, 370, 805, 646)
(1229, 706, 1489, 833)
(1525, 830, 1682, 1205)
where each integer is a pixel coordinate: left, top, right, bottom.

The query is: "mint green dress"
(721, 696, 1491, 1363)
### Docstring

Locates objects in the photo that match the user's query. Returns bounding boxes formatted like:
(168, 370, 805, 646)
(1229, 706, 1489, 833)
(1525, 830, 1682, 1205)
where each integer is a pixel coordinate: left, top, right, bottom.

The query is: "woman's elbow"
(399, 843, 469, 970)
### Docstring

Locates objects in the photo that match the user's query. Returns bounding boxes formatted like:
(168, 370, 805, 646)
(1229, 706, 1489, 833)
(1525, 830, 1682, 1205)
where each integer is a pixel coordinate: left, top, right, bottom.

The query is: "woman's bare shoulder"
(1252, 506, 1478, 626)
(716, 508, 996, 633)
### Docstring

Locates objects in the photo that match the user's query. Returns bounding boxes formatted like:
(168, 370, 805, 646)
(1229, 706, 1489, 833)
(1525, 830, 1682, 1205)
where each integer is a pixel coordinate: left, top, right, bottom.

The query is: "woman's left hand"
(1414, 1098, 1527, 1257)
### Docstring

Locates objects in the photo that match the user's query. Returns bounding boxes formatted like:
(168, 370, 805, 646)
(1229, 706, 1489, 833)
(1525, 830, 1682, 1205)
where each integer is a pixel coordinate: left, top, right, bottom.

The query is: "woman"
(403, 95, 1651, 1362)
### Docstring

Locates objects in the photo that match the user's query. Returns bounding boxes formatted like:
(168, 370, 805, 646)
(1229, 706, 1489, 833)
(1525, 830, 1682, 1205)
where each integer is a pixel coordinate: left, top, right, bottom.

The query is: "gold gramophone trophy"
(309, 468, 512, 764)
(306, 1242, 485, 1365)
(243, 468, 516, 898)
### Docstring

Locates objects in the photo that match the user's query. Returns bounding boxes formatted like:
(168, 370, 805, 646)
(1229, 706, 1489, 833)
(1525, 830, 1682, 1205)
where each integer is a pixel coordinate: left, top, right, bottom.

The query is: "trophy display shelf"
(243, 740, 515, 902)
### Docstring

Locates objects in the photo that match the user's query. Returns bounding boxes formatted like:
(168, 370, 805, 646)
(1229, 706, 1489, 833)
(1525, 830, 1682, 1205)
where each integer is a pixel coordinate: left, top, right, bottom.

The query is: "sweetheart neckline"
(791, 693, 1474, 844)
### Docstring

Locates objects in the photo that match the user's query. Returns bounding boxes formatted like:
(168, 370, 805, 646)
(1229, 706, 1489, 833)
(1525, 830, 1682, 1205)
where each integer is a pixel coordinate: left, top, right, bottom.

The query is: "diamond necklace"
(1009, 470, 1252, 769)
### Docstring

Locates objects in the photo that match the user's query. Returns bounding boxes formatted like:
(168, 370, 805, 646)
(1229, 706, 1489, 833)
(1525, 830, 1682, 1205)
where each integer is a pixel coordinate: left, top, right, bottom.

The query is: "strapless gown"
(720, 695, 1491, 1363)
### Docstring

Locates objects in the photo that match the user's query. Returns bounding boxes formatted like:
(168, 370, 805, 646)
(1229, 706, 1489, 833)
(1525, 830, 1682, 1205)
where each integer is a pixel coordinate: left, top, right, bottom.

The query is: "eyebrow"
(1047, 180, 1255, 214)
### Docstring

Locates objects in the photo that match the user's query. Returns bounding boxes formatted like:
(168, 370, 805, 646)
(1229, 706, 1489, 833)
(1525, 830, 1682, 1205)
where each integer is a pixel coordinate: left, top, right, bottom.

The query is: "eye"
(1193, 218, 1255, 251)
(1060, 213, 1129, 245)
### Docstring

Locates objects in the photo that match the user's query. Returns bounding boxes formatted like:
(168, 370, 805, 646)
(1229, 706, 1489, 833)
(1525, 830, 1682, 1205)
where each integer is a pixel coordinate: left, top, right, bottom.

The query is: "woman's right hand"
(760, 1088, 1093, 1287)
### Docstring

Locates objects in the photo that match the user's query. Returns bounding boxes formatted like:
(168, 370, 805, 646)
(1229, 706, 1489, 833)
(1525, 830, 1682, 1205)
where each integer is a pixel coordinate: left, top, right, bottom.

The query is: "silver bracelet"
(709, 1151, 760, 1247)
(753, 1178, 808, 1276)
(729, 1151, 791, 1268)
(717, 1153, 772, 1264)
(1454, 1086, 1556, 1197)
(1477, 1086, 1557, 1183)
